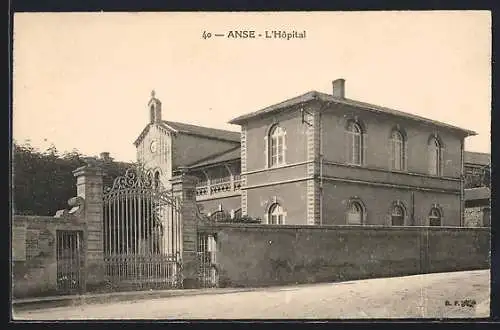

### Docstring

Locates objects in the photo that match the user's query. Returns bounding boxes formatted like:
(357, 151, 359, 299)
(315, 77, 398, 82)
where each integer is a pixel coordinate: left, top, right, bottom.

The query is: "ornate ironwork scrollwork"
(107, 166, 160, 193)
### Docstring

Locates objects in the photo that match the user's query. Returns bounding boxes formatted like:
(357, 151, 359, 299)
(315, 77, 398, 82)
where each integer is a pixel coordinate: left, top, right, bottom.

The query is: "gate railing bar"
(102, 176, 183, 290)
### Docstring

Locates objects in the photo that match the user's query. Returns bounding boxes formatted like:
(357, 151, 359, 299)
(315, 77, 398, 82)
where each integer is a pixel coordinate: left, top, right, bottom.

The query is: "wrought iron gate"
(56, 230, 83, 294)
(103, 166, 182, 290)
(197, 233, 218, 288)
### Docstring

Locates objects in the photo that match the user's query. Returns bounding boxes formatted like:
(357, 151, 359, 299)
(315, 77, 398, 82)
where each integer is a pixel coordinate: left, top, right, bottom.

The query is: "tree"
(12, 141, 131, 216)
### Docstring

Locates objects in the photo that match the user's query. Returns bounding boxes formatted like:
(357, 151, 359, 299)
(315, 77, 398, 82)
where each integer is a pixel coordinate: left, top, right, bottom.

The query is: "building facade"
(463, 151, 490, 227)
(135, 80, 478, 227)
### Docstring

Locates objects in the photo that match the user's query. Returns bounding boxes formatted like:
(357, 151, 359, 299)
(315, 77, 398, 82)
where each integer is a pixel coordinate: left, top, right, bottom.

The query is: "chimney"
(100, 152, 111, 162)
(332, 78, 345, 99)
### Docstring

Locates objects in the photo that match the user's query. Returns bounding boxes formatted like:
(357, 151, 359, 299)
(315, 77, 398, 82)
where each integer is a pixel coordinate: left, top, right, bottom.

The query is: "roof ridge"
(229, 89, 476, 135)
(163, 120, 240, 134)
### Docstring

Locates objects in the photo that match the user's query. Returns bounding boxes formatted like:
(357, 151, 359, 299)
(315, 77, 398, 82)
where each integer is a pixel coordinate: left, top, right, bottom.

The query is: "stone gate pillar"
(171, 173, 199, 288)
(73, 161, 105, 289)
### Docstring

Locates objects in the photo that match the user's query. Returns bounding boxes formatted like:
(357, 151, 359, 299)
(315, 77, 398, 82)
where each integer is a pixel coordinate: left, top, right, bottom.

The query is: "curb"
(13, 288, 256, 312)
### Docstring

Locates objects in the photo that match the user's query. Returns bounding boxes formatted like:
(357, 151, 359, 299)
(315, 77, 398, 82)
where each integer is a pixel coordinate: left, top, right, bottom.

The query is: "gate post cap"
(73, 163, 104, 177)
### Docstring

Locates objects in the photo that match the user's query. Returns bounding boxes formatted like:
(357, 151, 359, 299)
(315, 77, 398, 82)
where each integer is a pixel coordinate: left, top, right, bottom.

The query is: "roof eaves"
(464, 187, 491, 201)
(315, 92, 477, 136)
(163, 120, 240, 142)
(133, 124, 151, 147)
(228, 91, 318, 125)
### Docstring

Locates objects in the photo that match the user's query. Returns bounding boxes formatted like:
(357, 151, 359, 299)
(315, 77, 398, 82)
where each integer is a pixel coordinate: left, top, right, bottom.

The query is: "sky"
(13, 11, 491, 162)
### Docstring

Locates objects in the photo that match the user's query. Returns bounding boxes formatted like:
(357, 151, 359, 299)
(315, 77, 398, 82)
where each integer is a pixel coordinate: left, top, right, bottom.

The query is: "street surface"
(14, 269, 489, 320)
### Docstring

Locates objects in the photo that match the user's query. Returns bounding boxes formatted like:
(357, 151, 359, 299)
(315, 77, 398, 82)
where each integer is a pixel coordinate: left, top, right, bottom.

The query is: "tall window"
(268, 203, 285, 225)
(391, 204, 405, 226)
(391, 130, 405, 171)
(347, 201, 364, 225)
(150, 104, 155, 122)
(269, 125, 286, 167)
(154, 171, 160, 188)
(428, 137, 441, 176)
(429, 207, 442, 226)
(347, 122, 363, 165)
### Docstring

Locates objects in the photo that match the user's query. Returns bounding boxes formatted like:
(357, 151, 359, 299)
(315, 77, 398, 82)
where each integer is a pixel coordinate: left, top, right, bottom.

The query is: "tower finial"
(151, 89, 156, 98)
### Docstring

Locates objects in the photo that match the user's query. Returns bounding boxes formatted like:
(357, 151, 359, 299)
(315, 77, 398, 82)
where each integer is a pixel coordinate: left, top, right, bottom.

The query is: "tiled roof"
(464, 187, 490, 201)
(163, 121, 240, 142)
(229, 91, 317, 124)
(464, 151, 490, 166)
(187, 146, 241, 168)
(229, 91, 477, 136)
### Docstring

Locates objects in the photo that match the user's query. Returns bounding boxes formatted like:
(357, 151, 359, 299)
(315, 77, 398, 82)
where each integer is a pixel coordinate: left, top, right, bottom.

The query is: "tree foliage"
(13, 142, 131, 216)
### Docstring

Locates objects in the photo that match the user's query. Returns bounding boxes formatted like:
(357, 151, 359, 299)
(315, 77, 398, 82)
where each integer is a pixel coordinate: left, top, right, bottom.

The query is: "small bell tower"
(148, 90, 162, 124)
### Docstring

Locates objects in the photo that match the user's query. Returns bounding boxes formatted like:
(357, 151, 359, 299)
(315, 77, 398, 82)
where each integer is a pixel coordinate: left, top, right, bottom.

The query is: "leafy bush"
(204, 211, 261, 224)
(231, 215, 262, 224)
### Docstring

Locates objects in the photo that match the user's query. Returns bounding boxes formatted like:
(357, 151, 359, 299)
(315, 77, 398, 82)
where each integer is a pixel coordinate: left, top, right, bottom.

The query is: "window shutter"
(346, 212, 353, 224)
(282, 133, 287, 164)
(344, 130, 350, 164)
(427, 144, 433, 175)
(264, 136, 268, 168)
(403, 140, 408, 171)
(388, 138, 394, 170)
(439, 147, 444, 176)
(362, 133, 368, 166)
(263, 213, 269, 224)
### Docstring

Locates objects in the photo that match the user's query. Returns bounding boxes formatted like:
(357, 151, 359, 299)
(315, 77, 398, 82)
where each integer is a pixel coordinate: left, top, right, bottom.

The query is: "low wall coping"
(13, 215, 83, 226)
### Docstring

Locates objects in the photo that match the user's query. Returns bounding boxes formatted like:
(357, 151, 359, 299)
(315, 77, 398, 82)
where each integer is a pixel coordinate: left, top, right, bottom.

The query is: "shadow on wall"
(204, 224, 490, 288)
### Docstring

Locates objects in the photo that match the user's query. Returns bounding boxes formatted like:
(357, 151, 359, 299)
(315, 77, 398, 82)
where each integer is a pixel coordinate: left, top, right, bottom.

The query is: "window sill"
(268, 163, 287, 169)
(389, 168, 408, 173)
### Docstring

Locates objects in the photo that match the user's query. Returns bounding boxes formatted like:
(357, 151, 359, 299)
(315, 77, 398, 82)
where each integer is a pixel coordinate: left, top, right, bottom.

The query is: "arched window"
(150, 104, 156, 122)
(391, 204, 405, 226)
(347, 201, 364, 225)
(269, 125, 286, 167)
(428, 137, 441, 176)
(268, 203, 285, 225)
(390, 130, 405, 171)
(154, 171, 160, 188)
(429, 207, 442, 226)
(346, 122, 364, 165)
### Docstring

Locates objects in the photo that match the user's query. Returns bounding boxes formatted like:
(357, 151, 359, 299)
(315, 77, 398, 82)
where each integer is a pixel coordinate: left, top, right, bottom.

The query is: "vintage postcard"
(11, 11, 491, 320)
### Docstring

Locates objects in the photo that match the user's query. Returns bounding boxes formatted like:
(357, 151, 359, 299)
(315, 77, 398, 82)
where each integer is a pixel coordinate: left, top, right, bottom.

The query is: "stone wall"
(12, 215, 86, 298)
(12, 162, 104, 298)
(464, 206, 490, 227)
(200, 223, 490, 288)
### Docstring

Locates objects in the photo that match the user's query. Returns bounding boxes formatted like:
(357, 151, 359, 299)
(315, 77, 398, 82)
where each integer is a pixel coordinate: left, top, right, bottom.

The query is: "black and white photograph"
(11, 11, 491, 320)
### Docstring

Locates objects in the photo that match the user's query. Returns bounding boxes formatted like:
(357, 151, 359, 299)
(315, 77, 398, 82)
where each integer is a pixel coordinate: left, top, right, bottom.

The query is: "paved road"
(13, 270, 489, 320)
